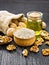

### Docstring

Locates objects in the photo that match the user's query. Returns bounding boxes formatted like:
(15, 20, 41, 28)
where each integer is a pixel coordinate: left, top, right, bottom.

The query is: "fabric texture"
(0, 10, 24, 34)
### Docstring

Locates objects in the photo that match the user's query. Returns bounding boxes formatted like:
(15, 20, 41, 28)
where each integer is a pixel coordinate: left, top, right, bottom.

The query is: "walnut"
(40, 30, 48, 37)
(30, 46, 39, 53)
(45, 41, 49, 45)
(7, 28, 16, 37)
(35, 42, 43, 46)
(18, 22, 26, 28)
(22, 49, 28, 56)
(34, 37, 44, 46)
(2, 36, 8, 43)
(44, 36, 49, 40)
(42, 49, 49, 56)
(9, 23, 17, 29)
(42, 22, 46, 29)
(2, 36, 12, 43)
(6, 44, 16, 51)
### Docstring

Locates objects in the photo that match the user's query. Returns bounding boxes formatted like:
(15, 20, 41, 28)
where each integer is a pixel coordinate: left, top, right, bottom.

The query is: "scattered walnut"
(6, 44, 16, 51)
(45, 41, 49, 45)
(35, 42, 43, 46)
(2, 36, 8, 43)
(43, 36, 49, 40)
(30, 46, 39, 53)
(42, 49, 49, 56)
(37, 37, 44, 43)
(42, 22, 46, 29)
(2, 36, 12, 43)
(34, 37, 44, 46)
(40, 30, 48, 37)
(22, 49, 28, 56)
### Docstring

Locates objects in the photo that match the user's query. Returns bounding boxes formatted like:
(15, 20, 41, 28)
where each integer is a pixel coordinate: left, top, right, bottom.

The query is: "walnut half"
(22, 49, 28, 57)
(6, 44, 16, 51)
(45, 41, 49, 45)
(34, 37, 44, 46)
(40, 30, 49, 37)
(30, 46, 39, 53)
(42, 48, 49, 56)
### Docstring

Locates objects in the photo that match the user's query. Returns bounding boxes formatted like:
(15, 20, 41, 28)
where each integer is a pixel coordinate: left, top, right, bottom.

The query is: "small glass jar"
(27, 11, 43, 31)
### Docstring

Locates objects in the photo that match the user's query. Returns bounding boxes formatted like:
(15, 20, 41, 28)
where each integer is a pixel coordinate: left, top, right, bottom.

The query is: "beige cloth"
(0, 10, 24, 34)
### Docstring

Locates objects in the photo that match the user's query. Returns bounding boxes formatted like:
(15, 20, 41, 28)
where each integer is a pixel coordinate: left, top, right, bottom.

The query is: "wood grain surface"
(0, 0, 49, 65)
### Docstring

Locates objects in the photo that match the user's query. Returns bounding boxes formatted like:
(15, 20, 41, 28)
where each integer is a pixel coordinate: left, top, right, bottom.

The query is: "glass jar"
(27, 11, 43, 31)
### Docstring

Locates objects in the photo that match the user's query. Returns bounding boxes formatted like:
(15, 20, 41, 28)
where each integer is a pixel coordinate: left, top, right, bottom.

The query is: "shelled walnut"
(43, 36, 49, 40)
(2, 36, 10, 43)
(40, 30, 49, 37)
(18, 22, 26, 28)
(7, 28, 16, 37)
(30, 46, 39, 53)
(42, 49, 49, 56)
(34, 37, 44, 46)
(45, 41, 49, 45)
(9, 23, 17, 29)
(22, 49, 28, 56)
(42, 22, 46, 29)
(6, 44, 16, 51)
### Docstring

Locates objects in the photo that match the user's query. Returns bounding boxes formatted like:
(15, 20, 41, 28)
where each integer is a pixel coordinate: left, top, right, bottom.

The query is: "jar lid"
(27, 11, 43, 18)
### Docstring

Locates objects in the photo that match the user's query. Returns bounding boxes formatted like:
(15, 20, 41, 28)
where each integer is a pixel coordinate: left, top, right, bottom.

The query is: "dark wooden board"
(0, 0, 49, 65)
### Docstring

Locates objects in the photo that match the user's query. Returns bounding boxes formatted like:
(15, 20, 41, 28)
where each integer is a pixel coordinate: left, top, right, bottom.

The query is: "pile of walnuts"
(22, 30, 49, 57)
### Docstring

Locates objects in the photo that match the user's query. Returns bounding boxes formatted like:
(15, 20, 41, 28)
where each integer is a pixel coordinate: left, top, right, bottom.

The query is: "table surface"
(0, 0, 49, 65)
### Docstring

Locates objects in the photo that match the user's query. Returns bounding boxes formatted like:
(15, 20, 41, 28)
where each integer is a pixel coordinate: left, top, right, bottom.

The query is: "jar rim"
(27, 11, 43, 18)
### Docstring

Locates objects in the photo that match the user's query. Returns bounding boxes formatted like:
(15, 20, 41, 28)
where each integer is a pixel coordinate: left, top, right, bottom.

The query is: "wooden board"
(0, 0, 49, 65)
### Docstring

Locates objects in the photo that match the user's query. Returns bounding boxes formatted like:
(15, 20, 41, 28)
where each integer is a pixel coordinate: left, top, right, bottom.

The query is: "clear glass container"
(27, 11, 43, 32)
